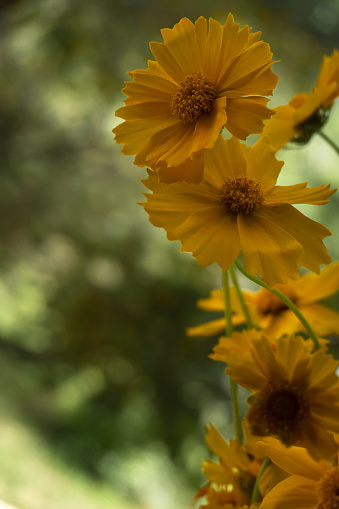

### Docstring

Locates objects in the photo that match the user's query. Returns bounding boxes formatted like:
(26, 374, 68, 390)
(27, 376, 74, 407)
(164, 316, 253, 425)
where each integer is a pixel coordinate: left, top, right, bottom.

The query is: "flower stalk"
(222, 270, 244, 444)
(234, 260, 322, 350)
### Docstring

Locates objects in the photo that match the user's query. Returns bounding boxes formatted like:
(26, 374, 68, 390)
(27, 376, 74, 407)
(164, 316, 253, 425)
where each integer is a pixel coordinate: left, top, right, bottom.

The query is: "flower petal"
(238, 209, 304, 286)
(257, 437, 327, 479)
(262, 104, 296, 150)
(175, 206, 240, 269)
(204, 135, 247, 187)
(225, 96, 274, 139)
(259, 205, 332, 275)
(295, 262, 339, 304)
(191, 96, 227, 154)
(160, 17, 206, 75)
(241, 136, 284, 192)
(260, 474, 319, 509)
(265, 182, 335, 206)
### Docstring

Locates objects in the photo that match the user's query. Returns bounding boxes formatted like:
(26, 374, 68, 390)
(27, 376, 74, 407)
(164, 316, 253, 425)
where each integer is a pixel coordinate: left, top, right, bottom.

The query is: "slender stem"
(222, 270, 233, 337)
(229, 264, 253, 328)
(234, 260, 321, 350)
(222, 270, 243, 443)
(251, 457, 271, 504)
(317, 130, 339, 156)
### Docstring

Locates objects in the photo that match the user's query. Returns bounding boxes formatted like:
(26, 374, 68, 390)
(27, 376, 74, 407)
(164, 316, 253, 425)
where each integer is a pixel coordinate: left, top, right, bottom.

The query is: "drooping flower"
(113, 15, 278, 177)
(141, 134, 335, 287)
(195, 424, 261, 509)
(258, 437, 339, 509)
(263, 49, 339, 150)
(187, 262, 339, 339)
(225, 334, 339, 460)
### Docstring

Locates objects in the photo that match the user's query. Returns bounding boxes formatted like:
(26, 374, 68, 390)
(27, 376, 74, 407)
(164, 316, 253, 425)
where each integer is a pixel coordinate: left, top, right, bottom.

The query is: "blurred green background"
(1, 0, 339, 508)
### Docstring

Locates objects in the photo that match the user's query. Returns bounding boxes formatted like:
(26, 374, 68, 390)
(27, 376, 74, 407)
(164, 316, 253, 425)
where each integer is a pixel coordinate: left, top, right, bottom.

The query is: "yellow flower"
(113, 15, 278, 174)
(225, 335, 339, 460)
(195, 424, 261, 509)
(187, 263, 339, 339)
(141, 134, 335, 287)
(258, 437, 339, 509)
(263, 49, 339, 150)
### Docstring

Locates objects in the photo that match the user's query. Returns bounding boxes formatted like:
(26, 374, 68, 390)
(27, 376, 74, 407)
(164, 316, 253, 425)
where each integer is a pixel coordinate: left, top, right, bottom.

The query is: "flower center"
(170, 72, 217, 123)
(219, 176, 265, 214)
(257, 288, 297, 316)
(248, 380, 309, 444)
(318, 468, 339, 509)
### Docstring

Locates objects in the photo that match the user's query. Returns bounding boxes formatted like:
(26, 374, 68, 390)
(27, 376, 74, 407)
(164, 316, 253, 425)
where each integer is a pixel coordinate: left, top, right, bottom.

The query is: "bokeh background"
(1, 0, 339, 508)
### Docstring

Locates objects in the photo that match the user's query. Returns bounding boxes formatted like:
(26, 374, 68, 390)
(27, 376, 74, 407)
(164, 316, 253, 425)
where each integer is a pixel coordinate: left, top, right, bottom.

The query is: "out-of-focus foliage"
(0, 0, 339, 508)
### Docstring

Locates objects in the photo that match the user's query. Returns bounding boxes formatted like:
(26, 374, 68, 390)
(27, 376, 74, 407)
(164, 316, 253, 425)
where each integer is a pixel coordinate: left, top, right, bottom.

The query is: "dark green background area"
(0, 1, 339, 507)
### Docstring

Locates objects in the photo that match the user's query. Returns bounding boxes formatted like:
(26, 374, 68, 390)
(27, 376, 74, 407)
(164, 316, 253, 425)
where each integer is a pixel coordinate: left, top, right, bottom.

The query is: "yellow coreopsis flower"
(195, 424, 261, 509)
(263, 49, 339, 150)
(225, 335, 339, 460)
(187, 262, 339, 339)
(113, 14, 278, 176)
(141, 134, 335, 287)
(258, 437, 339, 509)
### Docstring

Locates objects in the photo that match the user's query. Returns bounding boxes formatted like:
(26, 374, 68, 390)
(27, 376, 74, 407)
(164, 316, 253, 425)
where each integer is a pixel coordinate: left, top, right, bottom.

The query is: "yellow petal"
(134, 121, 195, 167)
(191, 96, 227, 153)
(238, 209, 303, 287)
(155, 156, 205, 184)
(257, 437, 327, 479)
(298, 304, 339, 337)
(265, 182, 335, 206)
(260, 475, 319, 509)
(186, 317, 226, 337)
(225, 96, 273, 139)
(113, 116, 179, 163)
(262, 104, 296, 151)
(219, 41, 274, 92)
(204, 135, 247, 187)
(202, 459, 233, 484)
(241, 136, 284, 193)
(293, 84, 337, 125)
(222, 62, 278, 97)
(293, 262, 339, 304)
(175, 207, 241, 269)
(316, 49, 339, 89)
(149, 41, 185, 82)
(160, 17, 206, 76)
(141, 176, 217, 237)
(259, 205, 332, 276)
(215, 13, 251, 85)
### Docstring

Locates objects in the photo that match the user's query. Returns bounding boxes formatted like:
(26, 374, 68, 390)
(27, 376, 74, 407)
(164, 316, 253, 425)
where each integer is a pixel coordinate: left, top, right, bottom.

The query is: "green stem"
(234, 260, 321, 350)
(222, 270, 233, 337)
(229, 264, 253, 328)
(317, 130, 339, 157)
(222, 270, 243, 443)
(251, 457, 271, 504)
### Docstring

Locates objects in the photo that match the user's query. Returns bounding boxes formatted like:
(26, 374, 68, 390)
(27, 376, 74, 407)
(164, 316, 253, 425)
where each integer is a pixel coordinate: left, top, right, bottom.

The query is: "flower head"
(263, 49, 339, 150)
(195, 424, 261, 509)
(141, 135, 335, 286)
(258, 437, 339, 509)
(187, 263, 339, 339)
(113, 15, 278, 177)
(225, 335, 339, 460)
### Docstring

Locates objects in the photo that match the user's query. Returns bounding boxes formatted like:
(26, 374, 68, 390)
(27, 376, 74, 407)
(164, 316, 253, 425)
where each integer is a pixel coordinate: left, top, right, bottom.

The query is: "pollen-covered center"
(318, 468, 339, 509)
(219, 176, 265, 214)
(249, 380, 310, 443)
(170, 72, 217, 123)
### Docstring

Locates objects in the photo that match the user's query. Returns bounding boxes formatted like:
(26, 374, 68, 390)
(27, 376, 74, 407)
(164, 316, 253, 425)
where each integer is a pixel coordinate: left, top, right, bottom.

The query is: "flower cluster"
(113, 13, 339, 509)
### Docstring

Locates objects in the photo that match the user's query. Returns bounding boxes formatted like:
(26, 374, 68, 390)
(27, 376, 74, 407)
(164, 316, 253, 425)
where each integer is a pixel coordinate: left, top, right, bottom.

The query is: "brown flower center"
(318, 468, 339, 509)
(248, 380, 309, 444)
(170, 72, 217, 123)
(257, 288, 298, 316)
(219, 176, 265, 214)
